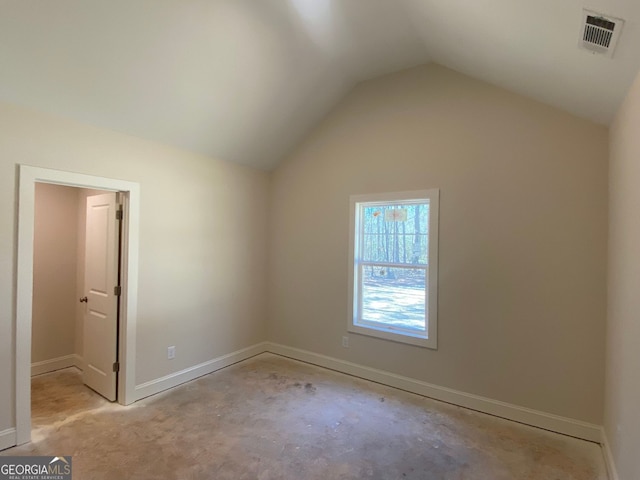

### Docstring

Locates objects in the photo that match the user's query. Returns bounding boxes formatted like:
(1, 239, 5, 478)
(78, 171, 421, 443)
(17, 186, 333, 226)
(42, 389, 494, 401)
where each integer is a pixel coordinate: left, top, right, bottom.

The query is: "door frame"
(16, 165, 140, 445)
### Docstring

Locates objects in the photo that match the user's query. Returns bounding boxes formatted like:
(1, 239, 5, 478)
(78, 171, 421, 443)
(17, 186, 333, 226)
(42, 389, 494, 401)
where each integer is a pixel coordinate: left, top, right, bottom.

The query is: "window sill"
(348, 323, 437, 349)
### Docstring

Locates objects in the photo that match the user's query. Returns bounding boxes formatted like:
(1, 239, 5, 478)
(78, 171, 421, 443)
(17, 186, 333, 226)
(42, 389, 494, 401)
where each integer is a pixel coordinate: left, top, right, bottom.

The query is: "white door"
(82, 193, 120, 401)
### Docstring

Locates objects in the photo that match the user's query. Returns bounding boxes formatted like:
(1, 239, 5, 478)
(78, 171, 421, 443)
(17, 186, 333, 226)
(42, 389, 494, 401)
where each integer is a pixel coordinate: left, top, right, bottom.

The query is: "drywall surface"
(268, 64, 608, 424)
(605, 69, 640, 479)
(32, 183, 79, 364)
(0, 101, 269, 435)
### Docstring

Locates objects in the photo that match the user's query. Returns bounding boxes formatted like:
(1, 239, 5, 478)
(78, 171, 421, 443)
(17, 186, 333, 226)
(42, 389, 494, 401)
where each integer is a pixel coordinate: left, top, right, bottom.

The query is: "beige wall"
(605, 70, 640, 479)
(0, 101, 269, 433)
(268, 64, 608, 424)
(32, 183, 79, 365)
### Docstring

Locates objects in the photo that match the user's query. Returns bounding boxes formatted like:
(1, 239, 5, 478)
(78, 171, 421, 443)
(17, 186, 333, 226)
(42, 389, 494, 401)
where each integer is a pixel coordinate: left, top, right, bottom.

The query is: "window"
(348, 189, 439, 348)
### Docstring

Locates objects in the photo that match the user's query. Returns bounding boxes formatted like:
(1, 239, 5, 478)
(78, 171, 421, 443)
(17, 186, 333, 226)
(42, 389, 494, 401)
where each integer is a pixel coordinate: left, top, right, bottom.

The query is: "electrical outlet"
(342, 336, 349, 348)
(168, 346, 176, 359)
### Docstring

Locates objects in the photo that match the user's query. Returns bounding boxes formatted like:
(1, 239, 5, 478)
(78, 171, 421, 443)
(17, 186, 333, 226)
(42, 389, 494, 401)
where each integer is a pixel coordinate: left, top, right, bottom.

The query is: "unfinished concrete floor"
(2, 353, 606, 479)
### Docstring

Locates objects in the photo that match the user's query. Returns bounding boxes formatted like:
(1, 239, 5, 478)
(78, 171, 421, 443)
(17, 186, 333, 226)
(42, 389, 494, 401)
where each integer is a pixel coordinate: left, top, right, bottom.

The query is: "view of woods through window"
(357, 202, 429, 333)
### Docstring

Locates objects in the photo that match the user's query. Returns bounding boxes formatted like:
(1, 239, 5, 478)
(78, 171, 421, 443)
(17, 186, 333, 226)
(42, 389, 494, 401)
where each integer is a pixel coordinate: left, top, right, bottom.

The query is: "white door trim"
(16, 165, 140, 445)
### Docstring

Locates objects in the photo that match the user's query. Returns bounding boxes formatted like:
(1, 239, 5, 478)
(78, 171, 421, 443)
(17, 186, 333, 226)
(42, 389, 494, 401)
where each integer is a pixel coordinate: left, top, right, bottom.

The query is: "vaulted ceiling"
(1, 0, 639, 170)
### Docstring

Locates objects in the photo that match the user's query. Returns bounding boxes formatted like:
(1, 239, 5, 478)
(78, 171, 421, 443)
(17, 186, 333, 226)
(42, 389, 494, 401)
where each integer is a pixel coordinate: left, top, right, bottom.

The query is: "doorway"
(32, 184, 120, 402)
(16, 165, 140, 445)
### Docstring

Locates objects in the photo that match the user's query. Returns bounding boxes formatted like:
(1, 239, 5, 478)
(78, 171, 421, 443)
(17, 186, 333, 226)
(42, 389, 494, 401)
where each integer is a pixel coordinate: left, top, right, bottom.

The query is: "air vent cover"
(580, 9, 624, 58)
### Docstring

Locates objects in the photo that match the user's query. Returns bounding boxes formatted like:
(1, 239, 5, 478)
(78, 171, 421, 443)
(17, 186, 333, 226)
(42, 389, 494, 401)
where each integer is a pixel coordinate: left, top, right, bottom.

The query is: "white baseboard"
(16, 341, 606, 452)
(73, 354, 85, 372)
(31, 354, 77, 376)
(134, 342, 269, 401)
(601, 427, 619, 480)
(26, 343, 603, 445)
(0, 428, 17, 451)
(266, 343, 602, 443)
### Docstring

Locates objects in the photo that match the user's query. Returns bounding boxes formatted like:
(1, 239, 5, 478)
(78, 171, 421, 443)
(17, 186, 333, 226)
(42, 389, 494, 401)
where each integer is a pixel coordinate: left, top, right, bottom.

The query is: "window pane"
(360, 266, 426, 332)
(362, 203, 429, 265)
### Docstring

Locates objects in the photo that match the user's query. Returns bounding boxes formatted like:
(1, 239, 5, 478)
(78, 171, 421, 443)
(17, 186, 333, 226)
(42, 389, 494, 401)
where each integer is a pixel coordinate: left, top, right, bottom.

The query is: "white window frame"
(348, 189, 439, 349)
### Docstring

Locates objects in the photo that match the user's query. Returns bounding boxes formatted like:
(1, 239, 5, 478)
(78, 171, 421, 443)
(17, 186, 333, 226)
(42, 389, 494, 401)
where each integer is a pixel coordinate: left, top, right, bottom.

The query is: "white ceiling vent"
(580, 9, 624, 58)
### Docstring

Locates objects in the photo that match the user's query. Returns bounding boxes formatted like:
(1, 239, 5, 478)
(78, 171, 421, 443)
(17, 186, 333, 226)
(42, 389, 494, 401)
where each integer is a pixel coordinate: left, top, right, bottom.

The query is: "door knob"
(79, 296, 88, 303)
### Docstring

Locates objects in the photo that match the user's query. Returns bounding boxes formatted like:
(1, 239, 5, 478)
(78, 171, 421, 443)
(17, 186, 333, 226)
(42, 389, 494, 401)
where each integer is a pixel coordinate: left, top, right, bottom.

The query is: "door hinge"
(116, 206, 123, 220)
(113, 362, 120, 373)
(114, 285, 122, 296)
